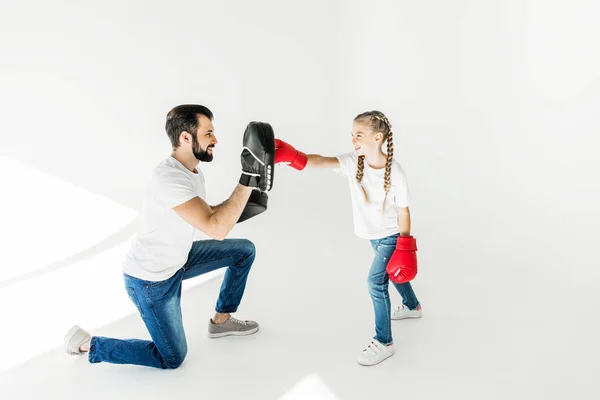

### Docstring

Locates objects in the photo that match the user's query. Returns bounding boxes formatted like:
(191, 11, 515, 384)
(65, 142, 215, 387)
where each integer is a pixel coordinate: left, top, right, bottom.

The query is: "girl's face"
(351, 121, 383, 157)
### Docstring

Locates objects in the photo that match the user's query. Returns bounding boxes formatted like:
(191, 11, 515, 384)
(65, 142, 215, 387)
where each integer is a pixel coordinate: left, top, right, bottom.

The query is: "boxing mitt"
(239, 121, 275, 191)
(386, 236, 418, 284)
(274, 139, 308, 170)
(237, 189, 268, 223)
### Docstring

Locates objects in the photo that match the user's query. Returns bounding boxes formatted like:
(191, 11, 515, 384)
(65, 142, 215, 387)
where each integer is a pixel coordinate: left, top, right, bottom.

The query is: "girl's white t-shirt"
(335, 152, 411, 240)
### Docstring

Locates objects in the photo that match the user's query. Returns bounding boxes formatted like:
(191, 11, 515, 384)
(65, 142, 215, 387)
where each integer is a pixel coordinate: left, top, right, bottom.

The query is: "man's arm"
(306, 154, 340, 168)
(173, 184, 252, 240)
(397, 206, 411, 236)
(209, 201, 226, 213)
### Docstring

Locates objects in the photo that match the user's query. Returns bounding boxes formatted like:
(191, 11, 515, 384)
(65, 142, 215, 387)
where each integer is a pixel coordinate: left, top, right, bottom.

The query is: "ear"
(180, 130, 193, 145)
(374, 131, 385, 143)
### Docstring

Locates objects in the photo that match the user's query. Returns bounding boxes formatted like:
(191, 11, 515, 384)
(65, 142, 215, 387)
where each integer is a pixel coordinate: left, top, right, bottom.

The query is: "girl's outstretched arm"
(306, 154, 340, 168)
(275, 138, 340, 169)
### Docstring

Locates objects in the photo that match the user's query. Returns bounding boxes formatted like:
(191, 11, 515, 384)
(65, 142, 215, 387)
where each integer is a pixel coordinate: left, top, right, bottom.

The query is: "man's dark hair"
(165, 104, 213, 148)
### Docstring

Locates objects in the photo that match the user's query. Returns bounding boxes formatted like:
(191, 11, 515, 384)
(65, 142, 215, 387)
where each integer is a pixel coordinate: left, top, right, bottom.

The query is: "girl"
(275, 110, 422, 366)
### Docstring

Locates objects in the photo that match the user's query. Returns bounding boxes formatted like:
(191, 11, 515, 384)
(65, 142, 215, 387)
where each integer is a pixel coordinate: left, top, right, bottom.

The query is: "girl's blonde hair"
(354, 110, 394, 211)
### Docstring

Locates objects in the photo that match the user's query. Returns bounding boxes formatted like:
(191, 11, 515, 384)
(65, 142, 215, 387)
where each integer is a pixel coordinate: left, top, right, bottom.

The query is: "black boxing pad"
(237, 189, 268, 223)
(239, 121, 275, 191)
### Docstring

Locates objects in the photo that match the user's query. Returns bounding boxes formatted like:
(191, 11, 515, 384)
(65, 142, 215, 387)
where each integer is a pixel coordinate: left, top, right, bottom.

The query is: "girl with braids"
(275, 110, 422, 366)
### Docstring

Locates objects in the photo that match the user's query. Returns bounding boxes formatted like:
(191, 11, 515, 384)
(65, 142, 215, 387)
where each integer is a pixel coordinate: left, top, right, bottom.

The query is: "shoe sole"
(208, 326, 259, 339)
(391, 314, 422, 320)
(357, 350, 395, 366)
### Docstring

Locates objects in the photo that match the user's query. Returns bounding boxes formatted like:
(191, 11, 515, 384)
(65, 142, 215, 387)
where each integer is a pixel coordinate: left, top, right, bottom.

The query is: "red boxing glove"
(386, 236, 418, 284)
(274, 139, 308, 170)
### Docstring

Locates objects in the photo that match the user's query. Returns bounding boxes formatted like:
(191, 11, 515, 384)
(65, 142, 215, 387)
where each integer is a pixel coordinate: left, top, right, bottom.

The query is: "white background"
(1, 1, 599, 399)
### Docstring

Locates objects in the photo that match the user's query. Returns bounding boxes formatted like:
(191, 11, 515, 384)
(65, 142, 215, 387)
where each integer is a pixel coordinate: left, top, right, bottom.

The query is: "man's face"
(192, 115, 218, 162)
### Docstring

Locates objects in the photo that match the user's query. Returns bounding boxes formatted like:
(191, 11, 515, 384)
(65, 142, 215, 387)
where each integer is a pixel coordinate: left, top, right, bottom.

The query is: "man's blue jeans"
(369, 234, 420, 345)
(88, 238, 256, 369)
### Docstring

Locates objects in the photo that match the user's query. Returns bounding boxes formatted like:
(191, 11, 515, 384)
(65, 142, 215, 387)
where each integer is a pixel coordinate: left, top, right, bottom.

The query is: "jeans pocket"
(126, 287, 145, 318)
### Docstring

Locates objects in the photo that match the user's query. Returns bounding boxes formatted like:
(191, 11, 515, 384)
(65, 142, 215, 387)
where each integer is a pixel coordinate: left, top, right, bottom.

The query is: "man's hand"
(239, 121, 275, 191)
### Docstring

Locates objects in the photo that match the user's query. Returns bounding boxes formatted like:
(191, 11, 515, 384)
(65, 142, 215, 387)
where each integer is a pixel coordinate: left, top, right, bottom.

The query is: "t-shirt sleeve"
(150, 169, 198, 210)
(393, 166, 412, 208)
(334, 152, 356, 176)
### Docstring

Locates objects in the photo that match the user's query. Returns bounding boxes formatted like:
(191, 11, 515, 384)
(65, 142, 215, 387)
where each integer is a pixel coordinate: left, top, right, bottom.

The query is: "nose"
(212, 135, 218, 145)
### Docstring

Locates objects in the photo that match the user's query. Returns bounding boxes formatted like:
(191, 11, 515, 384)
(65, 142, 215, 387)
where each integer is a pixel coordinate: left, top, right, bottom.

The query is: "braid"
(384, 133, 393, 193)
(378, 115, 393, 194)
(382, 131, 394, 211)
(356, 155, 369, 202)
(372, 113, 393, 211)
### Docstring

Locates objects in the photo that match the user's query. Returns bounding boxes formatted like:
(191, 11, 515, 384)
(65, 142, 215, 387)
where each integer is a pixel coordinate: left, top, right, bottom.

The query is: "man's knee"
(241, 239, 256, 258)
(163, 347, 187, 369)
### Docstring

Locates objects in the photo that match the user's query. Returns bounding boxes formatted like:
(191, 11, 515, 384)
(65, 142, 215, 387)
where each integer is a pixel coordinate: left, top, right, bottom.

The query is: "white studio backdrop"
(1, 0, 599, 398)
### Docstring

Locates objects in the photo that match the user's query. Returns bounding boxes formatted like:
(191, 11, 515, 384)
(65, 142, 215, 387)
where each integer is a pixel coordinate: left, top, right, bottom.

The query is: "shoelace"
(229, 317, 248, 326)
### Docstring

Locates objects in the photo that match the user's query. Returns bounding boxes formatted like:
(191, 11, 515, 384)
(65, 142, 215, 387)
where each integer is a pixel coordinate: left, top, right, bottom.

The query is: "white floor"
(1, 214, 598, 400)
(0, 171, 597, 400)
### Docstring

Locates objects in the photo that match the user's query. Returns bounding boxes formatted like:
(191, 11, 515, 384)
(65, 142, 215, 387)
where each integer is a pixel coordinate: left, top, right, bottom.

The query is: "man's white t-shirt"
(335, 152, 411, 240)
(123, 156, 206, 281)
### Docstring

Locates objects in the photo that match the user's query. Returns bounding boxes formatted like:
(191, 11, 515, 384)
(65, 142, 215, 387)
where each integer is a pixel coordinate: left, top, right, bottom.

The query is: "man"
(64, 104, 274, 369)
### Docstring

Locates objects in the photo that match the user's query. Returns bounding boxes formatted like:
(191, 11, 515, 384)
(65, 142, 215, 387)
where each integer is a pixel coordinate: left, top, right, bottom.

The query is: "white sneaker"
(64, 325, 91, 355)
(357, 339, 395, 366)
(391, 305, 422, 320)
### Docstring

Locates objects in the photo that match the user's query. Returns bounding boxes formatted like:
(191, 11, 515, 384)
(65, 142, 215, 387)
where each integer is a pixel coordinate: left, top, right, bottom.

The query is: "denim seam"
(376, 247, 393, 345)
(145, 284, 177, 367)
(220, 265, 241, 313)
(218, 249, 252, 313)
(127, 287, 144, 318)
(184, 256, 236, 275)
(379, 281, 392, 345)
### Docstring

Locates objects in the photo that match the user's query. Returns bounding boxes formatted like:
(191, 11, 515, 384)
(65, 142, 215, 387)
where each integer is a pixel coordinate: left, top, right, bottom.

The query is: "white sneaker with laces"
(357, 339, 395, 366)
(391, 305, 422, 320)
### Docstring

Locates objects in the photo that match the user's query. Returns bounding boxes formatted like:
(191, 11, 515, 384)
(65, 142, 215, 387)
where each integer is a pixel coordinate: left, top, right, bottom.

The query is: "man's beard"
(192, 135, 214, 162)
